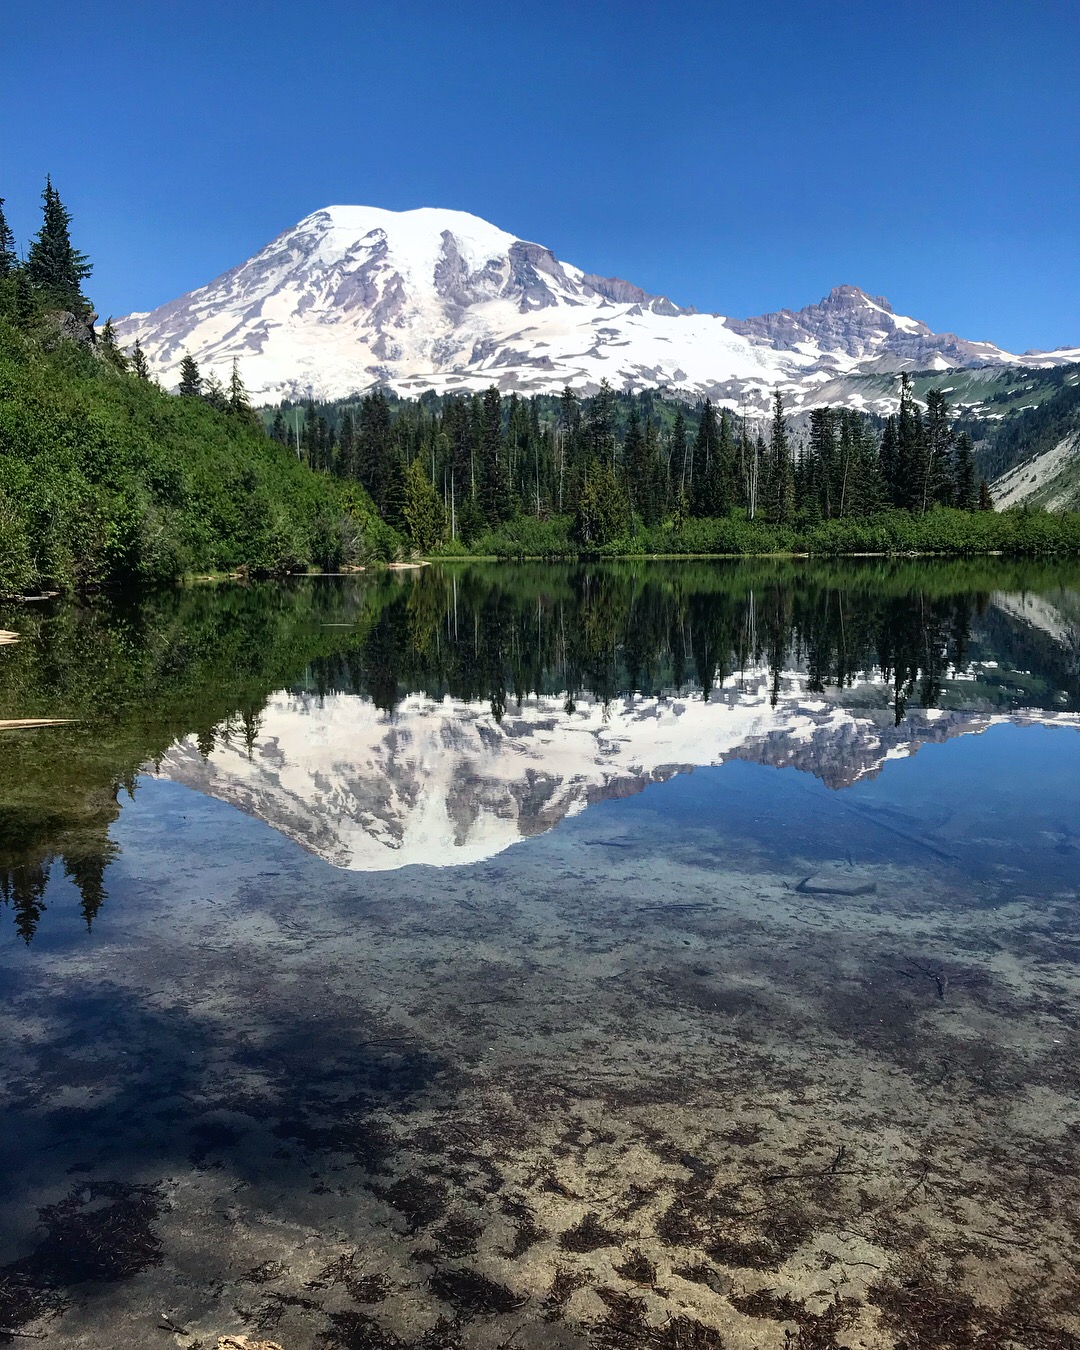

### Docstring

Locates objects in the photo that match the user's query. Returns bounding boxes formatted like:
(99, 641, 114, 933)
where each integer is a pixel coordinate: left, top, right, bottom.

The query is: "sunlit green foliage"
(0, 320, 394, 593)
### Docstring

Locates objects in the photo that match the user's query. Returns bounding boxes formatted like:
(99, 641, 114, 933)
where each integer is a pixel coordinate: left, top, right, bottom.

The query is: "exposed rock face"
(50, 308, 97, 347)
(725, 285, 1012, 373)
(113, 206, 1077, 412)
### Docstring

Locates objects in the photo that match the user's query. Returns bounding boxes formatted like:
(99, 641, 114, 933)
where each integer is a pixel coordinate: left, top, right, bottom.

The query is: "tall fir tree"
(203, 370, 228, 411)
(0, 197, 17, 277)
(129, 337, 149, 380)
(670, 409, 689, 501)
(338, 409, 356, 475)
(402, 455, 447, 551)
(478, 385, 510, 524)
(25, 177, 92, 313)
(766, 391, 794, 524)
(896, 373, 921, 510)
(879, 416, 899, 505)
(178, 353, 203, 397)
(228, 358, 250, 416)
(589, 379, 618, 471)
(953, 431, 978, 511)
(99, 318, 128, 372)
(691, 399, 721, 516)
(920, 388, 954, 511)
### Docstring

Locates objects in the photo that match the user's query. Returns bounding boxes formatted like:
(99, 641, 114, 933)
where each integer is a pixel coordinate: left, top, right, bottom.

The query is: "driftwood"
(796, 875, 877, 897)
(0, 719, 74, 731)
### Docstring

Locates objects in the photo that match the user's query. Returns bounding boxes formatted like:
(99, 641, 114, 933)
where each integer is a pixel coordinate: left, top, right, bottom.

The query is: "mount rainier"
(114, 205, 1079, 413)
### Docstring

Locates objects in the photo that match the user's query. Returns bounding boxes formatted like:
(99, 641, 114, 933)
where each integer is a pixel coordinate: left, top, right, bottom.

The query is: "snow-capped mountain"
(113, 206, 1080, 414)
(155, 669, 1079, 873)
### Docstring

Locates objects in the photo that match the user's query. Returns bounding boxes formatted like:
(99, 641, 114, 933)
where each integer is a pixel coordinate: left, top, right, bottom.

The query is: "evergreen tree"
(129, 337, 150, 380)
(808, 408, 837, 518)
(270, 407, 288, 444)
(896, 374, 921, 510)
(642, 417, 666, 526)
(25, 177, 92, 312)
(99, 318, 128, 372)
(358, 390, 394, 508)
(716, 408, 737, 514)
(178, 353, 203, 398)
(338, 410, 356, 475)
(402, 455, 447, 551)
(573, 460, 629, 547)
(589, 379, 618, 471)
(0, 197, 17, 277)
(920, 388, 954, 511)
(879, 416, 899, 505)
(670, 409, 689, 501)
(624, 405, 648, 523)
(766, 391, 794, 524)
(953, 431, 978, 511)
(228, 358, 250, 416)
(478, 385, 510, 524)
(691, 399, 723, 516)
(203, 370, 228, 411)
(978, 480, 995, 511)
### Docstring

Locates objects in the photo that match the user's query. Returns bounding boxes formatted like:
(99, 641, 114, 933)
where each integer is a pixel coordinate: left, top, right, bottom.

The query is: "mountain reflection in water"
(1, 560, 1078, 936)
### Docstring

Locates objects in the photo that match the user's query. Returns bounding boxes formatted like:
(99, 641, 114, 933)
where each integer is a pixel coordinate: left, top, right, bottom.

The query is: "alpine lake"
(1, 559, 1078, 1350)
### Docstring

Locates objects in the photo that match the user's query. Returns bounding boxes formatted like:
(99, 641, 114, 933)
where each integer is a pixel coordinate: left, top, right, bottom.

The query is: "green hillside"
(0, 319, 394, 596)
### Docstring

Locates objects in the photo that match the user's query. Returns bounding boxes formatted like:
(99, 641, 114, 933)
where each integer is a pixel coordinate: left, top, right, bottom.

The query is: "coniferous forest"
(264, 377, 1080, 558)
(2, 179, 1079, 597)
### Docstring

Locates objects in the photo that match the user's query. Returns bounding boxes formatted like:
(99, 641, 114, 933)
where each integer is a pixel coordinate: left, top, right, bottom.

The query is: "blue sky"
(2, 1, 1077, 351)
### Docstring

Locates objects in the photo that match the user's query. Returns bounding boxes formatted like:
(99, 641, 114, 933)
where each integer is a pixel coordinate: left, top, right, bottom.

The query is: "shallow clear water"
(0, 561, 1078, 1348)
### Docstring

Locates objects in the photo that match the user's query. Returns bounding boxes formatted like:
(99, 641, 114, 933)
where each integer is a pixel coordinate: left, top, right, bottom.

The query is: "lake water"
(1, 561, 1078, 1349)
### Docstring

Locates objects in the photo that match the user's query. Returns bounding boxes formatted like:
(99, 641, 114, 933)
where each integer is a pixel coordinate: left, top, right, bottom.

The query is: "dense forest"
(263, 378, 1080, 557)
(268, 378, 992, 546)
(0, 183, 391, 595)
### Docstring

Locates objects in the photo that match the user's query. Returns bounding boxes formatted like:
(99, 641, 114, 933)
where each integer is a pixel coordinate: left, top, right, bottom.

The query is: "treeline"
(975, 370, 1080, 483)
(266, 376, 1001, 554)
(0, 183, 392, 594)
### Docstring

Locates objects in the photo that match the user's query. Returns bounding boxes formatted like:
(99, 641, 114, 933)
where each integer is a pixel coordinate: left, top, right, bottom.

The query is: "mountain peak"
(823, 284, 895, 314)
(113, 204, 1070, 409)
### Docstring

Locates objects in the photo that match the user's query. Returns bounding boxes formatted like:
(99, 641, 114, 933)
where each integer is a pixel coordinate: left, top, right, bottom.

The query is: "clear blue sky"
(2, 0, 1077, 351)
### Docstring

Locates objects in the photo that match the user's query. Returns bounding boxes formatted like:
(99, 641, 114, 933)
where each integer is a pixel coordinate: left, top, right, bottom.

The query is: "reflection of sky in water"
(592, 722, 1080, 897)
